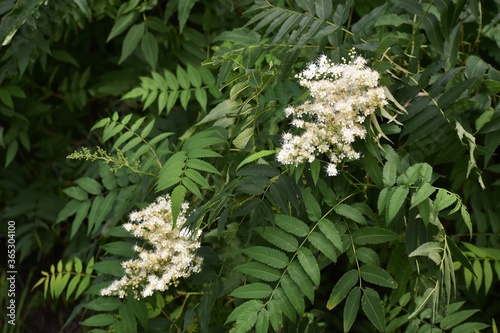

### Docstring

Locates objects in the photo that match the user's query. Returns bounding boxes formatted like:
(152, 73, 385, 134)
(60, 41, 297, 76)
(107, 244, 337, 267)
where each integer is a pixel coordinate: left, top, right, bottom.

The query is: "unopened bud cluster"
(277, 52, 387, 176)
(100, 195, 203, 299)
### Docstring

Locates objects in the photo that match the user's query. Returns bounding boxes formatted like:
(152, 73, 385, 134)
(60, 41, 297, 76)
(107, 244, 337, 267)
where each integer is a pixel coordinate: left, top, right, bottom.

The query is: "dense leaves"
(1, 0, 500, 332)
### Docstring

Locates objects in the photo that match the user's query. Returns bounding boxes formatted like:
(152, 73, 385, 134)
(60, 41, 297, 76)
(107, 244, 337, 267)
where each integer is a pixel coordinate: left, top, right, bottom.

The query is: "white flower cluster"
(277, 52, 387, 176)
(100, 195, 203, 299)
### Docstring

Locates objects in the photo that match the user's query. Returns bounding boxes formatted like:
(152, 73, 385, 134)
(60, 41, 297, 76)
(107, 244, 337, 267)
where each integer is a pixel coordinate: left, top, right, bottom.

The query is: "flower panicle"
(277, 52, 387, 176)
(100, 195, 203, 299)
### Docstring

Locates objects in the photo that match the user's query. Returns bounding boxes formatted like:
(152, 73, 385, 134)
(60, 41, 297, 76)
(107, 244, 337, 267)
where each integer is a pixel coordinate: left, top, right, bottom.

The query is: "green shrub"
(1, 0, 499, 332)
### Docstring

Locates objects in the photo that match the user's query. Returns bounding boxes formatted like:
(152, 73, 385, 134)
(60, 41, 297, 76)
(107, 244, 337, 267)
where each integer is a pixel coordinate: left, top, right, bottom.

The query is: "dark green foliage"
(1, 0, 500, 332)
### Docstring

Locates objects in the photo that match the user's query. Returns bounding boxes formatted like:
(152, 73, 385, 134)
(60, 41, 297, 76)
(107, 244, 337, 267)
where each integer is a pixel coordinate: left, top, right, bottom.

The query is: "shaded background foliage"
(0, 0, 499, 332)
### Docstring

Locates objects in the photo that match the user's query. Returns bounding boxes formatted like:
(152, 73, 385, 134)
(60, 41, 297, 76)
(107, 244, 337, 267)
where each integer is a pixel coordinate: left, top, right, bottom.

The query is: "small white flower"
(326, 163, 338, 176)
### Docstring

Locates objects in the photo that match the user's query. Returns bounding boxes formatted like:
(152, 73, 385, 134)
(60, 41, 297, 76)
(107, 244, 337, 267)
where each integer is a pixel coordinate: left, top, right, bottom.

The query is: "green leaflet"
(274, 287, 297, 322)
(187, 148, 222, 159)
(230, 283, 273, 299)
(383, 160, 397, 187)
(127, 295, 148, 329)
(66, 275, 81, 300)
(447, 237, 476, 277)
(255, 308, 269, 333)
(386, 186, 409, 224)
(267, 300, 283, 331)
(440, 309, 480, 331)
(116, 303, 137, 332)
(434, 188, 457, 212)
(327, 269, 359, 310)
(397, 163, 433, 186)
(308, 231, 338, 262)
(63, 186, 88, 201)
(186, 158, 220, 173)
(361, 288, 386, 332)
(317, 218, 343, 252)
(183, 127, 228, 150)
(157, 151, 187, 191)
(101, 241, 135, 257)
(344, 287, 361, 332)
(351, 2, 387, 36)
(72, 200, 91, 238)
(88, 194, 116, 235)
(352, 226, 399, 245)
(300, 188, 322, 222)
(473, 259, 483, 293)
(408, 287, 435, 319)
(364, 150, 384, 188)
(107, 12, 138, 42)
(243, 246, 289, 269)
(483, 259, 493, 294)
(232, 127, 254, 150)
(76, 177, 102, 195)
(417, 199, 432, 226)
(315, 0, 332, 19)
(236, 150, 276, 171)
(297, 247, 320, 286)
(199, 99, 240, 125)
(359, 264, 398, 289)
(119, 22, 144, 64)
(450, 322, 490, 333)
(411, 183, 436, 209)
(274, 214, 309, 237)
(177, 0, 196, 33)
(92, 260, 124, 277)
(214, 28, 261, 45)
(56, 200, 82, 223)
(84, 298, 122, 312)
(335, 203, 367, 225)
(182, 169, 210, 189)
(355, 247, 380, 266)
(80, 314, 116, 327)
(225, 300, 264, 325)
(236, 262, 281, 282)
(230, 81, 250, 101)
(255, 226, 298, 252)
(333, 0, 352, 25)
(170, 184, 187, 226)
(287, 261, 315, 302)
(409, 241, 443, 259)
(280, 275, 305, 315)
(377, 187, 390, 216)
